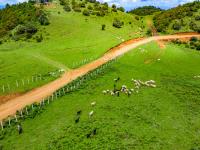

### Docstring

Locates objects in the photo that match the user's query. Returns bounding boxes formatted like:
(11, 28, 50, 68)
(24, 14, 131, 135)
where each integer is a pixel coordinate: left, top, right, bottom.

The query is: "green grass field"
(0, 2, 145, 95)
(1, 42, 200, 149)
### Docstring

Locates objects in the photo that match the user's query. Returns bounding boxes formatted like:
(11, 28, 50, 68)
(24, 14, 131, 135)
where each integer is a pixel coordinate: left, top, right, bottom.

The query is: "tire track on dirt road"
(0, 33, 200, 120)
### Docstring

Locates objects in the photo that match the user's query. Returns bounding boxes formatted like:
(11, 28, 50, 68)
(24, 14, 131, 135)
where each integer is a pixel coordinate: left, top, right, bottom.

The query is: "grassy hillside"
(0, 0, 146, 95)
(1, 42, 200, 149)
(153, 1, 200, 33)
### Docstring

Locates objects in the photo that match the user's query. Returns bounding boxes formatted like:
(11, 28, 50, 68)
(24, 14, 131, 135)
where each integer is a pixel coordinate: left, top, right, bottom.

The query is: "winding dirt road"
(0, 34, 200, 121)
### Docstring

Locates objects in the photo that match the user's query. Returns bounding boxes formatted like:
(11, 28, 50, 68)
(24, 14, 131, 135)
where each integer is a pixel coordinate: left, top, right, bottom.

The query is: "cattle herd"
(102, 77, 157, 97)
(194, 75, 200, 79)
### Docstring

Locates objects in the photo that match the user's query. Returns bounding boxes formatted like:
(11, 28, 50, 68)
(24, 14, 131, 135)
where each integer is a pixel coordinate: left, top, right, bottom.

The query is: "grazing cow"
(91, 102, 96, 107)
(77, 110, 82, 116)
(75, 116, 80, 123)
(89, 111, 94, 118)
(93, 128, 97, 135)
(86, 128, 97, 138)
(110, 91, 115, 96)
(86, 133, 91, 138)
(102, 90, 107, 95)
(116, 91, 120, 97)
(113, 84, 117, 92)
(17, 124, 23, 134)
(128, 91, 132, 97)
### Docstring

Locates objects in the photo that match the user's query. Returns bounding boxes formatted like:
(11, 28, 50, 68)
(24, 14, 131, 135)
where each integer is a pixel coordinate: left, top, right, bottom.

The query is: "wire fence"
(0, 70, 63, 94)
(0, 57, 119, 131)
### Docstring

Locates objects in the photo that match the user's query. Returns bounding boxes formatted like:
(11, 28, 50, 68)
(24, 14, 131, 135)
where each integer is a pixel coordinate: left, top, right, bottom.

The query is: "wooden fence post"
(1, 121, 3, 130)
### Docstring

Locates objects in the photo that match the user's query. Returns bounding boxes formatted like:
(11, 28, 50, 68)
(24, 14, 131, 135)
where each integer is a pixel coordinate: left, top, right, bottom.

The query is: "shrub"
(190, 37, 198, 42)
(113, 19, 124, 28)
(96, 10, 105, 17)
(59, 0, 67, 5)
(12, 23, 37, 40)
(102, 24, 106, 30)
(87, 5, 93, 10)
(117, 7, 125, 12)
(135, 16, 140, 20)
(73, 6, 82, 12)
(83, 9, 90, 16)
(36, 34, 43, 42)
(172, 22, 181, 30)
(38, 13, 50, 25)
(64, 5, 71, 12)
(195, 15, 200, 21)
(146, 29, 152, 36)
(189, 21, 200, 32)
(0, 41, 2, 45)
(79, 2, 86, 8)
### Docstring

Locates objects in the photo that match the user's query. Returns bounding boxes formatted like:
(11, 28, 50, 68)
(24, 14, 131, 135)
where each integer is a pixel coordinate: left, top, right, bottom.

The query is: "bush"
(113, 19, 124, 28)
(190, 37, 198, 42)
(102, 24, 106, 30)
(12, 23, 37, 40)
(146, 29, 152, 36)
(135, 16, 140, 20)
(189, 21, 200, 32)
(73, 6, 82, 12)
(117, 7, 125, 12)
(96, 10, 105, 17)
(38, 14, 50, 25)
(64, 5, 71, 12)
(36, 34, 43, 42)
(79, 2, 86, 8)
(172, 22, 181, 30)
(195, 15, 200, 21)
(0, 41, 2, 45)
(83, 9, 90, 16)
(87, 5, 93, 10)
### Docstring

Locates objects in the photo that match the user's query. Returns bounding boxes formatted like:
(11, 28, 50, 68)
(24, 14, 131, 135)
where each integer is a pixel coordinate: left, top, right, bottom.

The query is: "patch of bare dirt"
(0, 93, 22, 105)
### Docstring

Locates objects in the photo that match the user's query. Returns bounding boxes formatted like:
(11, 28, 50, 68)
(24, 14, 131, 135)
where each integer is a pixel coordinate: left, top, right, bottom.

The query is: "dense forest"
(0, 2, 49, 40)
(128, 6, 162, 16)
(153, 1, 200, 32)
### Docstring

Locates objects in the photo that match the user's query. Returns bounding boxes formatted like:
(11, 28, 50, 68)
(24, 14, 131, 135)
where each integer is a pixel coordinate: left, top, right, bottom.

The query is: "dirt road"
(0, 34, 200, 121)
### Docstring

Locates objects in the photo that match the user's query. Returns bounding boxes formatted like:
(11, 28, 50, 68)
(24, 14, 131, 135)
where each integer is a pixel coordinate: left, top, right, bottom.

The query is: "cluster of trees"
(0, 2, 49, 41)
(59, 0, 125, 17)
(29, 0, 53, 4)
(172, 37, 200, 51)
(188, 37, 200, 50)
(128, 6, 162, 16)
(113, 18, 124, 28)
(153, 1, 200, 32)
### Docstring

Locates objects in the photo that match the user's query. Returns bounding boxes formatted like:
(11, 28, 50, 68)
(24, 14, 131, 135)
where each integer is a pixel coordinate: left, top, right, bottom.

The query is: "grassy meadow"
(1, 42, 200, 149)
(0, 2, 145, 95)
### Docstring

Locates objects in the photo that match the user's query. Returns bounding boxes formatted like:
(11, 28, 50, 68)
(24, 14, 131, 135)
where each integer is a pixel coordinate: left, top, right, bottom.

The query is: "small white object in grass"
(59, 69, 65, 73)
(130, 89, 134, 92)
(157, 58, 161, 61)
(91, 102, 96, 107)
(110, 91, 115, 96)
(89, 111, 94, 118)
(135, 86, 139, 89)
(102, 90, 107, 94)
(136, 90, 139, 93)
(122, 39, 125, 42)
(150, 84, 157, 88)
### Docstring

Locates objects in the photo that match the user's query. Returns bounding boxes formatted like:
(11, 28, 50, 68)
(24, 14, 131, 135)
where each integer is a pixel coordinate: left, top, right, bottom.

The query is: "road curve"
(0, 34, 200, 121)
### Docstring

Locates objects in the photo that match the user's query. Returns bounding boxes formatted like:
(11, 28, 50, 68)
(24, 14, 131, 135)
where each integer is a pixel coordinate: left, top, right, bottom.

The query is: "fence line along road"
(0, 33, 200, 121)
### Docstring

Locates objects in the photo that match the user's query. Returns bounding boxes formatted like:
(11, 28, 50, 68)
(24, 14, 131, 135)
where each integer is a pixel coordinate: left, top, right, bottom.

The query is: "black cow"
(17, 124, 23, 134)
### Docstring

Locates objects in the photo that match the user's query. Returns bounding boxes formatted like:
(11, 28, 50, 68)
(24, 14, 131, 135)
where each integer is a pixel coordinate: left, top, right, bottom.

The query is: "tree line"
(0, 1, 49, 41)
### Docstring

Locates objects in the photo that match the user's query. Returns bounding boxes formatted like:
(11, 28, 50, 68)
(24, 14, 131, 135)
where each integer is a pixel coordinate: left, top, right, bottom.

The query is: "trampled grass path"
(0, 33, 200, 121)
